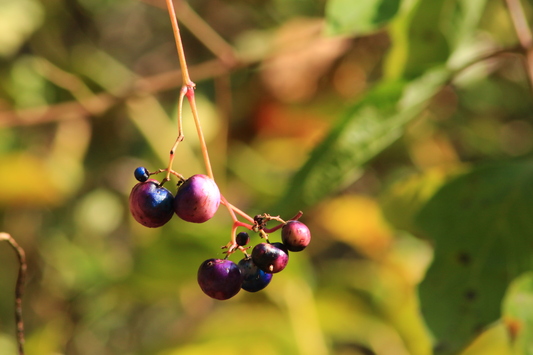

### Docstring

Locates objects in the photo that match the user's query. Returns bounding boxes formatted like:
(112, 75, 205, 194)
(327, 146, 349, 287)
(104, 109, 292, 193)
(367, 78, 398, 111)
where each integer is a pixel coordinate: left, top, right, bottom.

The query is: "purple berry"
(238, 257, 272, 292)
(174, 174, 221, 223)
(281, 220, 311, 252)
(129, 179, 174, 228)
(134, 166, 150, 182)
(251, 242, 289, 274)
(236, 232, 250, 246)
(197, 258, 243, 300)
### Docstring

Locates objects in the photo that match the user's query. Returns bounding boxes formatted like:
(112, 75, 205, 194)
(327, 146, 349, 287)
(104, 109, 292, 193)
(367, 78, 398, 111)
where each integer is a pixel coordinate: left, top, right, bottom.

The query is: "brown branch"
(505, 0, 533, 92)
(0, 233, 27, 355)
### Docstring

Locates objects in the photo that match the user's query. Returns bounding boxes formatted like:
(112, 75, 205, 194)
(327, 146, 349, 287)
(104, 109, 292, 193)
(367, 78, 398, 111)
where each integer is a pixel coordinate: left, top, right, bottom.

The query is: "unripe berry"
(236, 232, 250, 246)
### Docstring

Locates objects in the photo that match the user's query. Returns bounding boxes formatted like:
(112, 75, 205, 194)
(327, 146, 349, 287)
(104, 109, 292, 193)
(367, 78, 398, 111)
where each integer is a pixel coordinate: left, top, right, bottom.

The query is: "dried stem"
(0, 233, 26, 355)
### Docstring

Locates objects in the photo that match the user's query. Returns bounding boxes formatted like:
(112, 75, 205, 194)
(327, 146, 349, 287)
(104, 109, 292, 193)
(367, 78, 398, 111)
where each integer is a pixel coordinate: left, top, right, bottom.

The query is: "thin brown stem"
(0, 233, 26, 355)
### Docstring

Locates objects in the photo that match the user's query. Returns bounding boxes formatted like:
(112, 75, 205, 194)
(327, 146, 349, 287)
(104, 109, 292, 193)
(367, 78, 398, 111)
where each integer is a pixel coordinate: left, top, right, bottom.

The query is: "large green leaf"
(502, 272, 533, 355)
(277, 66, 450, 214)
(325, 0, 401, 36)
(416, 160, 533, 354)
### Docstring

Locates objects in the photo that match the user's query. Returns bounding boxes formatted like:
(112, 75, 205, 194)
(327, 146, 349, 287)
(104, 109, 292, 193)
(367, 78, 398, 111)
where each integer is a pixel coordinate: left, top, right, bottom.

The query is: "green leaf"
(277, 66, 450, 214)
(502, 272, 533, 355)
(325, 0, 401, 36)
(416, 160, 533, 354)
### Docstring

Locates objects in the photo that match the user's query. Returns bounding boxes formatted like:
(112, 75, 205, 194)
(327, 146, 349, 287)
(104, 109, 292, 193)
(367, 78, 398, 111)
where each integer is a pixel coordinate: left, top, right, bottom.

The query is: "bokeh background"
(1, 0, 533, 354)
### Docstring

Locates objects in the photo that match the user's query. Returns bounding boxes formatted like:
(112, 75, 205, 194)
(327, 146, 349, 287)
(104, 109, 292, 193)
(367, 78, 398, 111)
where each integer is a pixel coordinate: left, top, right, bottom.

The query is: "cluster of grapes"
(129, 166, 311, 300)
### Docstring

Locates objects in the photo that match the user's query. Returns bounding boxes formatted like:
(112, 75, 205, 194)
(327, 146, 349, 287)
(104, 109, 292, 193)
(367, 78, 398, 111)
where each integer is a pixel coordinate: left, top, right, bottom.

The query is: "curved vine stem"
(0, 233, 26, 355)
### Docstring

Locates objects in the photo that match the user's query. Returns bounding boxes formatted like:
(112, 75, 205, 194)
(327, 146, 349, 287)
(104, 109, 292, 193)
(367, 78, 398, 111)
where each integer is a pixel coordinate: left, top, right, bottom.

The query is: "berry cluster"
(129, 166, 311, 300)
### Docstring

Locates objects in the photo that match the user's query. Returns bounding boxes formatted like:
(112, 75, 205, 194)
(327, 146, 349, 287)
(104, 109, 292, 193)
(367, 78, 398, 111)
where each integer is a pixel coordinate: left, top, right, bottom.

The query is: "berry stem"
(165, 0, 194, 87)
(165, 0, 215, 181)
(163, 86, 187, 184)
(0, 233, 26, 355)
(185, 88, 215, 180)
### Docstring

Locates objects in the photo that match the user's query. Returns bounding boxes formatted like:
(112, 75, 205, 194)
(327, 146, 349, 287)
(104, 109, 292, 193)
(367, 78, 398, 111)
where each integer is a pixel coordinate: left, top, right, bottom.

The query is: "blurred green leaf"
(416, 160, 533, 354)
(278, 66, 450, 214)
(502, 272, 533, 355)
(325, 0, 401, 36)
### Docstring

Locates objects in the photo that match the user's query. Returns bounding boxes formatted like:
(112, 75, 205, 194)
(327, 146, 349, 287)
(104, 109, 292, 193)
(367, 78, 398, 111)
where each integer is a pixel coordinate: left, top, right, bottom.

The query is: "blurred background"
(1, 0, 533, 354)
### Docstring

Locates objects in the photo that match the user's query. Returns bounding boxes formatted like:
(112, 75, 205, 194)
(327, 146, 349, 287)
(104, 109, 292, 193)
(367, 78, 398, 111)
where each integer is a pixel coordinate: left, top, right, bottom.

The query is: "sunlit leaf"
(502, 272, 533, 355)
(457, 322, 514, 355)
(416, 160, 533, 354)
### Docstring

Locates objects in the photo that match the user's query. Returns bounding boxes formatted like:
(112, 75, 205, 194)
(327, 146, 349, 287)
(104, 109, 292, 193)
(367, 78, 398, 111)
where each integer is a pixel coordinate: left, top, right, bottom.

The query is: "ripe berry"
(129, 179, 174, 228)
(251, 242, 289, 274)
(197, 258, 243, 300)
(134, 166, 150, 182)
(174, 174, 221, 223)
(238, 257, 273, 292)
(236, 232, 250, 246)
(281, 220, 311, 252)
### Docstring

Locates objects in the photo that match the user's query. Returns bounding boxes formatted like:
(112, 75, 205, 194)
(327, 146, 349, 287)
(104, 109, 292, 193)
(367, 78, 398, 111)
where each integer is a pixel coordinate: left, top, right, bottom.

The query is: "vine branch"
(0, 233, 27, 355)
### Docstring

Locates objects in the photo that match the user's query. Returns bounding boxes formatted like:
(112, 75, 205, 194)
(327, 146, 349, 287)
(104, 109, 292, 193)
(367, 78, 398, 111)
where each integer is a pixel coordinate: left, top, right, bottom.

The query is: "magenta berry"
(281, 220, 311, 252)
(251, 242, 289, 273)
(129, 179, 174, 228)
(174, 174, 221, 223)
(197, 258, 243, 300)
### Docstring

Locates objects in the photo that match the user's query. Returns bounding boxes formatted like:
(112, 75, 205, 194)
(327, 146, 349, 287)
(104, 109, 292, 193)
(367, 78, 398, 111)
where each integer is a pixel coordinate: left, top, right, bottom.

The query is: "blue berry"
(238, 257, 272, 292)
(129, 179, 174, 227)
(134, 167, 150, 182)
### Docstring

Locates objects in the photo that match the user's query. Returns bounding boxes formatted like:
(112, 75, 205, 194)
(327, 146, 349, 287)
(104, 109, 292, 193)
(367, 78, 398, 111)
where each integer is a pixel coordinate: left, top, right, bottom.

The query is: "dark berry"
(197, 258, 243, 300)
(238, 257, 272, 292)
(134, 167, 150, 182)
(129, 179, 174, 227)
(251, 242, 289, 273)
(174, 174, 221, 223)
(281, 220, 311, 252)
(236, 232, 250, 246)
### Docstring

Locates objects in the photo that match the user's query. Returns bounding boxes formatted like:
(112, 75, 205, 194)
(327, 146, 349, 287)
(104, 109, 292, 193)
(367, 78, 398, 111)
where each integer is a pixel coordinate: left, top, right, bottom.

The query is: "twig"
(504, 0, 533, 92)
(0, 233, 27, 355)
